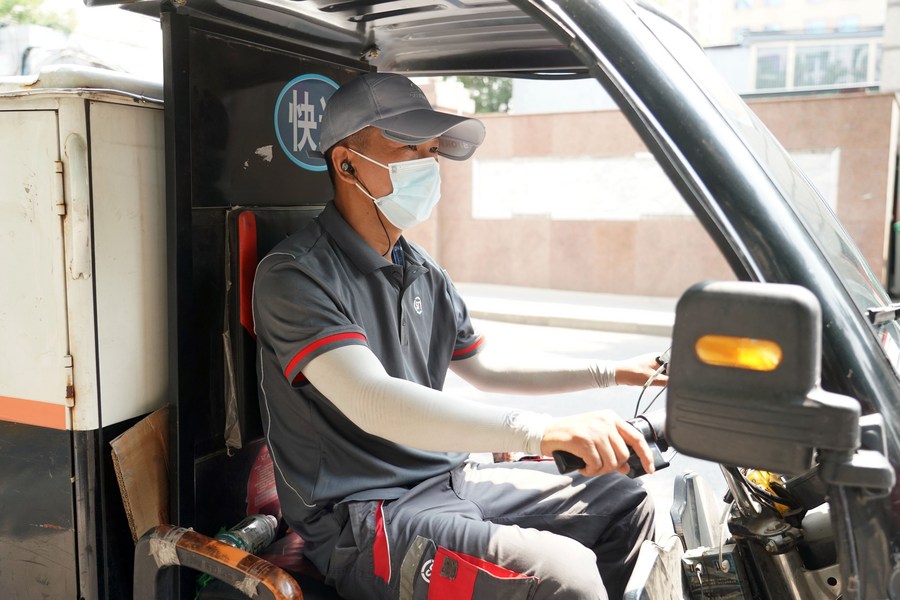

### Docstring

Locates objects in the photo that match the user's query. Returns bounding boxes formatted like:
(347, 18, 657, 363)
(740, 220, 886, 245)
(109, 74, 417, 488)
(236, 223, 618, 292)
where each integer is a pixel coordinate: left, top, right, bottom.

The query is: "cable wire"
(633, 362, 667, 417)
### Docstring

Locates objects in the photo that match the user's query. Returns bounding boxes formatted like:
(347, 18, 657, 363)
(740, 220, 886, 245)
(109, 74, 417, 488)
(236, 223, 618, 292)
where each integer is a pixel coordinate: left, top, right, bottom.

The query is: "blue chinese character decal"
(274, 74, 339, 171)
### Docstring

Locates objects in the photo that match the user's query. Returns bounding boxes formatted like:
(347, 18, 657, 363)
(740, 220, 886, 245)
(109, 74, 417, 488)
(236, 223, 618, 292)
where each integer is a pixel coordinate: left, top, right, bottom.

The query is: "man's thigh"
(453, 460, 655, 599)
(395, 512, 604, 600)
(327, 462, 651, 600)
(451, 460, 651, 536)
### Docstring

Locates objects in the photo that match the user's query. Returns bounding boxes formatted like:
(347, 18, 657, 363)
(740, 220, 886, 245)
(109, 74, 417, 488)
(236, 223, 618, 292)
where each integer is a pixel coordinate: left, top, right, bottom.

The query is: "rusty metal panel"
(0, 421, 77, 598)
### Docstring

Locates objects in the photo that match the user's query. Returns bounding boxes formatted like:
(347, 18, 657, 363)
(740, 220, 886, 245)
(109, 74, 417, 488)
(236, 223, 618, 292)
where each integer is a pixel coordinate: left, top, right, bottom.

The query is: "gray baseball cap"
(319, 73, 486, 161)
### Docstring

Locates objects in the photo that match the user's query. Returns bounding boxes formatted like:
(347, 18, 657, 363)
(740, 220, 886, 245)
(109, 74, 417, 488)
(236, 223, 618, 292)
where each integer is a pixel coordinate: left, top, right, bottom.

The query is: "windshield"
(637, 6, 900, 377)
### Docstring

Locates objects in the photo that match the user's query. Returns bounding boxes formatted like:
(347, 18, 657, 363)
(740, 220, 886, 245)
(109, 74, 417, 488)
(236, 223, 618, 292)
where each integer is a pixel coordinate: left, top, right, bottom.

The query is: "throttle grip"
(552, 412, 669, 477)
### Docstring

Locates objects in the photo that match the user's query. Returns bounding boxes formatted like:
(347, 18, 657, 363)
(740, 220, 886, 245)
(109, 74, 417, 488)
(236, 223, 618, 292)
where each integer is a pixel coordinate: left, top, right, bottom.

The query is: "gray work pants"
(324, 460, 655, 600)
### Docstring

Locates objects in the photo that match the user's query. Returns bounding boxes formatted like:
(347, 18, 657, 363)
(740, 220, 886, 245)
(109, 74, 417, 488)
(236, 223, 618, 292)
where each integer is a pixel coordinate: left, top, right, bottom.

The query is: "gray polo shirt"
(253, 202, 483, 540)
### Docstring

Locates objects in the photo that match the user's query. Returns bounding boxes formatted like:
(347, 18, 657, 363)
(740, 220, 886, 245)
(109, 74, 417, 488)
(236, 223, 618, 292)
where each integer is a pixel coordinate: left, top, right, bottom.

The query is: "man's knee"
(631, 483, 655, 533)
(589, 474, 655, 531)
(530, 536, 608, 600)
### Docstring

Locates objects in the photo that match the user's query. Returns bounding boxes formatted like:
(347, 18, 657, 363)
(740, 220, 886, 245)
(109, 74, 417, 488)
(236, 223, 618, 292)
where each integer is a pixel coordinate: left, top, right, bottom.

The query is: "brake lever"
(655, 347, 671, 375)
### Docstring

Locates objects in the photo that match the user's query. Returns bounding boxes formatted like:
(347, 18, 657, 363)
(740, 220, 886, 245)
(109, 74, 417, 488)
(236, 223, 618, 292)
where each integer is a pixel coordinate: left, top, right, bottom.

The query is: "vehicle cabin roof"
(111, 0, 588, 76)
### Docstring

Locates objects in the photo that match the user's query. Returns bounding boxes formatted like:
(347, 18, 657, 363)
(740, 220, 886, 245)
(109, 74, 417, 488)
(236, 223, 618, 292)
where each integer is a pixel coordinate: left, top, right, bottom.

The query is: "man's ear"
(330, 146, 356, 184)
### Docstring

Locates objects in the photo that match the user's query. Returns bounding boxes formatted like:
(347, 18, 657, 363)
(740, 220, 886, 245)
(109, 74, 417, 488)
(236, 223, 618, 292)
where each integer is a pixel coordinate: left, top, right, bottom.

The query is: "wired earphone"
(340, 158, 394, 259)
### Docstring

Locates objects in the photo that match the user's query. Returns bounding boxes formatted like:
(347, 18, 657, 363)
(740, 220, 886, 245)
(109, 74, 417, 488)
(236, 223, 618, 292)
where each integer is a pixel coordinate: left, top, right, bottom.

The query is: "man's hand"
(613, 352, 668, 387)
(540, 410, 655, 477)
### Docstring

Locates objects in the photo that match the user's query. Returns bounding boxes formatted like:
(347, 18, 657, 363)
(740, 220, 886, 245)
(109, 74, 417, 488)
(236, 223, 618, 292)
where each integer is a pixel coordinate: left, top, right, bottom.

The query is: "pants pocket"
(426, 546, 538, 600)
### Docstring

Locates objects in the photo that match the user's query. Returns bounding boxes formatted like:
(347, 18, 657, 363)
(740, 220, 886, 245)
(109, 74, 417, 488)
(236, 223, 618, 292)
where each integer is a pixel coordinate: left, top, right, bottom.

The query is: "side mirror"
(666, 281, 860, 475)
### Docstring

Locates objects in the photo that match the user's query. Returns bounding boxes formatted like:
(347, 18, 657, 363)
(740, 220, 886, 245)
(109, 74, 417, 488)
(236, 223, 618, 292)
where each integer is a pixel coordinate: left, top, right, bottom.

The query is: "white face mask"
(350, 149, 442, 230)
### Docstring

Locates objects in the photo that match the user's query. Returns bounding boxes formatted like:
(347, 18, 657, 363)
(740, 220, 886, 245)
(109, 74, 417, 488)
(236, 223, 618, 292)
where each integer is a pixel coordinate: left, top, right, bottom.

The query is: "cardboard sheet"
(110, 406, 170, 542)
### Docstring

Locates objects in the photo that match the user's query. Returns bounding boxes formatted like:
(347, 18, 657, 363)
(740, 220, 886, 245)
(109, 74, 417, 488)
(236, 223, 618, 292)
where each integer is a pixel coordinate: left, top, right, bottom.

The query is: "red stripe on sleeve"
(284, 332, 366, 380)
(452, 336, 484, 358)
(373, 500, 392, 583)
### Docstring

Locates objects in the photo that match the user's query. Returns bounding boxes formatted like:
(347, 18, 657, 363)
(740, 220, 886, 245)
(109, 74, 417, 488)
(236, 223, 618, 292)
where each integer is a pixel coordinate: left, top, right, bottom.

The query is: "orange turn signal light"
(695, 335, 782, 371)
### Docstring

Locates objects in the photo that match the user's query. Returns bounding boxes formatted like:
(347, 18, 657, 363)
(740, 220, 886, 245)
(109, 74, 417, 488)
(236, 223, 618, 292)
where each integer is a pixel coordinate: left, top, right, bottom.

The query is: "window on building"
(794, 44, 869, 87)
(735, 0, 752, 9)
(837, 16, 860, 32)
(756, 47, 788, 89)
(874, 43, 883, 81)
(804, 20, 827, 34)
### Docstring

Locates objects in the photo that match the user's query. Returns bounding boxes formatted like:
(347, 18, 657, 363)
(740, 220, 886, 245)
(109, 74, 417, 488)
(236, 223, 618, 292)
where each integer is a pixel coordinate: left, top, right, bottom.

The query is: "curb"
(458, 285, 676, 337)
(466, 307, 674, 337)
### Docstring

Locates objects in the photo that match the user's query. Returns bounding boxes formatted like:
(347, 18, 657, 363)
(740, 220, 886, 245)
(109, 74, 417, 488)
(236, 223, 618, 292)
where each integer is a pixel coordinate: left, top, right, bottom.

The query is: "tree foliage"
(455, 76, 512, 113)
(0, 0, 77, 33)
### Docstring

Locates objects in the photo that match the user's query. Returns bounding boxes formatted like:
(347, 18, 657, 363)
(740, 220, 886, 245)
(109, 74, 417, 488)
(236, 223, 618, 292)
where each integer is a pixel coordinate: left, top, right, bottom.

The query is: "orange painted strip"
(0, 395, 67, 430)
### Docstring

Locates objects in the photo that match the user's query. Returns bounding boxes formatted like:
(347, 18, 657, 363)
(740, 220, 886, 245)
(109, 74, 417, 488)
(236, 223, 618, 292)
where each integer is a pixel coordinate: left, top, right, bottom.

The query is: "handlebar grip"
(551, 448, 667, 477)
(551, 412, 670, 477)
(552, 450, 586, 474)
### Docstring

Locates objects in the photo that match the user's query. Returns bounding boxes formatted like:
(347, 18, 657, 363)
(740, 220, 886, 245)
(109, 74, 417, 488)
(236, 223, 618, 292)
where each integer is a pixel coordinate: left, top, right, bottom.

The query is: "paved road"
(444, 318, 728, 537)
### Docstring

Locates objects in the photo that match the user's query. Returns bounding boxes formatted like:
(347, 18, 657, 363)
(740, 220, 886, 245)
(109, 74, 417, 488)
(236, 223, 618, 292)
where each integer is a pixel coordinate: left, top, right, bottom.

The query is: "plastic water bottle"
(215, 514, 279, 554)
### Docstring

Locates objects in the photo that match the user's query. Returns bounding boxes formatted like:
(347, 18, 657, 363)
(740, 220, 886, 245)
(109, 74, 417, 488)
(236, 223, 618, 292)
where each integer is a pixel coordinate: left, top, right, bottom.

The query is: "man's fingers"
(543, 410, 657, 477)
(580, 426, 631, 476)
(576, 444, 603, 475)
(615, 352, 670, 386)
(596, 433, 629, 473)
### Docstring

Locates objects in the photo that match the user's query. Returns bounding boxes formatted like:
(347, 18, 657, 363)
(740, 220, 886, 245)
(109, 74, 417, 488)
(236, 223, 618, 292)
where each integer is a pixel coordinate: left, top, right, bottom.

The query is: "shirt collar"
(317, 202, 403, 274)
(397, 237, 425, 269)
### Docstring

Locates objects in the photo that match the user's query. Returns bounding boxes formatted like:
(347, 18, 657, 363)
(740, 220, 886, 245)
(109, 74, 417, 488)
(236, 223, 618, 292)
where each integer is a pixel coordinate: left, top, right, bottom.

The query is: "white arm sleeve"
(449, 346, 616, 394)
(302, 345, 550, 455)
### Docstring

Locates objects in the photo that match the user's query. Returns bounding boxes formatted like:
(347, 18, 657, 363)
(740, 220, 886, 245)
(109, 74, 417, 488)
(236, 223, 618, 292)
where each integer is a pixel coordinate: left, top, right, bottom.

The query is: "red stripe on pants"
(373, 500, 392, 583)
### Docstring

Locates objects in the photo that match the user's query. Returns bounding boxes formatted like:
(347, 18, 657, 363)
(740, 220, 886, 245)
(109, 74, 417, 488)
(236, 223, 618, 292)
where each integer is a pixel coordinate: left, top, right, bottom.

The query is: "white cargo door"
(89, 101, 167, 428)
(0, 110, 70, 430)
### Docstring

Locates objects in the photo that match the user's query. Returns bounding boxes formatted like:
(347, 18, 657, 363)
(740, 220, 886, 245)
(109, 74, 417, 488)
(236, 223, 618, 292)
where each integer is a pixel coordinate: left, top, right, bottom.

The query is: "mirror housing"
(666, 281, 860, 475)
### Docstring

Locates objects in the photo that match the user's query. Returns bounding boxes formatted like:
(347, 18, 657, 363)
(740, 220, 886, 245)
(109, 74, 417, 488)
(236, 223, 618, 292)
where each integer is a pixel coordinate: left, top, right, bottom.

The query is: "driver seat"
(134, 205, 345, 600)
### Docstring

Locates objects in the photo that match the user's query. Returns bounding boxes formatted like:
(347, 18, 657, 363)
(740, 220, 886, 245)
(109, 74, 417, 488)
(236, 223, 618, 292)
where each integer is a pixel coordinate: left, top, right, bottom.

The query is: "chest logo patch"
(413, 296, 423, 315)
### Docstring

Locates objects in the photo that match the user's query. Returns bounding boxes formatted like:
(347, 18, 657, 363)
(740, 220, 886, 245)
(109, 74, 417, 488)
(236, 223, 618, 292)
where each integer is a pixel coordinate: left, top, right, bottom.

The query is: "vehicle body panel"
(0, 85, 166, 598)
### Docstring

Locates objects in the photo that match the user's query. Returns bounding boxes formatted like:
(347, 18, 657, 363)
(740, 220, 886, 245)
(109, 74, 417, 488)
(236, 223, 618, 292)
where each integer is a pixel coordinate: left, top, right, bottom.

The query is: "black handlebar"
(552, 411, 669, 477)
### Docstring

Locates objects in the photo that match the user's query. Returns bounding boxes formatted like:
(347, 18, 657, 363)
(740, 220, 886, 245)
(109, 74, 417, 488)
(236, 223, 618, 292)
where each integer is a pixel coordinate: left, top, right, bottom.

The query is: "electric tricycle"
(0, 0, 897, 598)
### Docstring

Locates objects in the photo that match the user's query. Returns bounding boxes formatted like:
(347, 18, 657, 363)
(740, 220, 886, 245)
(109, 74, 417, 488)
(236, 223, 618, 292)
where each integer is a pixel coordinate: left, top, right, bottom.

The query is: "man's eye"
(407, 144, 418, 151)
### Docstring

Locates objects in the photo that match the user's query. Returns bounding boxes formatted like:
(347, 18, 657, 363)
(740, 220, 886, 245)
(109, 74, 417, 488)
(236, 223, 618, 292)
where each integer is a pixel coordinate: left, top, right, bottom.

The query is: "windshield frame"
(508, 0, 900, 578)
